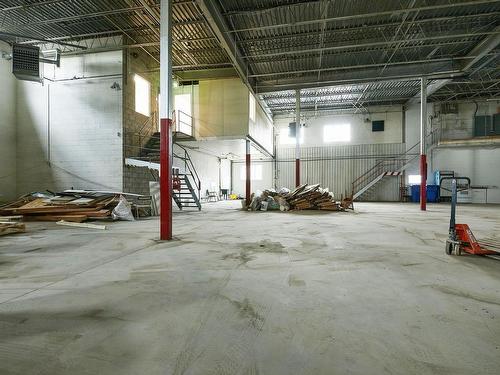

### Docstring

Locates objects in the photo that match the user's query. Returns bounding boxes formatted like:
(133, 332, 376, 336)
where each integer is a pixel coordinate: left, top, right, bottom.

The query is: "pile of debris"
(0, 190, 146, 224)
(248, 184, 353, 212)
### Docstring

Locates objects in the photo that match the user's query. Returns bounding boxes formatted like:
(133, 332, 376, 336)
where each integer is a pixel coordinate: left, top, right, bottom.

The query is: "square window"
(324, 124, 350, 142)
(408, 175, 421, 184)
(134, 74, 150, 117)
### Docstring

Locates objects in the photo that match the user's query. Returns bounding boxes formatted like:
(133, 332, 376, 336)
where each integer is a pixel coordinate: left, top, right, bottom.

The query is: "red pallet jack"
(445, 178, 500, 258)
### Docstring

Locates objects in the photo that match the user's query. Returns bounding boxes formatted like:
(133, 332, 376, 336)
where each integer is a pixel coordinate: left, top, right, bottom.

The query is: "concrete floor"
(0, 201, 499, 375)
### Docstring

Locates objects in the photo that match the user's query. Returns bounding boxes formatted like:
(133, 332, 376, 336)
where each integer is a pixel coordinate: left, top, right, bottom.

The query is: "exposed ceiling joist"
(195, 0, 255, 90)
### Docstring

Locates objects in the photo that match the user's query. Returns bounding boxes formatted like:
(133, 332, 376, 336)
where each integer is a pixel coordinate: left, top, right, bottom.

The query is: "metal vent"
(12, 44, 41, 82)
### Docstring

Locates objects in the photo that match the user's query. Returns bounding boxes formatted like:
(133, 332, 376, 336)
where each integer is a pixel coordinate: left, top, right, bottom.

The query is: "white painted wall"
(220, 158, 231, 190)
(274, 105, 404, 148)
(173, 144, 220, 195)
(251, 105, 406, 201)
(16, 51, 123, 195)
(231, 160, 274, 196)
(405, 100, 500, 203)
(249, 94, 273, 154)
(0, 41, 17, 202)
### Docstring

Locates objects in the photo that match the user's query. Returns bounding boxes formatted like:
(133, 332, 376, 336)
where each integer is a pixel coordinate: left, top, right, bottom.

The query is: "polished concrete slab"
(1, 201, 499, 375)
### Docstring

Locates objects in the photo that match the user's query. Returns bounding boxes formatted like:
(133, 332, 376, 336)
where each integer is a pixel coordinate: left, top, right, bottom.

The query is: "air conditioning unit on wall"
(12, 44, 60, 83)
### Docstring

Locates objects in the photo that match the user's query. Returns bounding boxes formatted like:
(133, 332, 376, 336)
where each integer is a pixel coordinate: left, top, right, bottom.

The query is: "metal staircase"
(136, 111, 201, 210)
(172, 143, 201, 211)
(352, 129, 440, 201)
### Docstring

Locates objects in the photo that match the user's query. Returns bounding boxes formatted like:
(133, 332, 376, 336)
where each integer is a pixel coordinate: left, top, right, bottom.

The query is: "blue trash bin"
(411, 185, 420, 202)
(411, 185, 439, 203)
(426, 185, 439, 203)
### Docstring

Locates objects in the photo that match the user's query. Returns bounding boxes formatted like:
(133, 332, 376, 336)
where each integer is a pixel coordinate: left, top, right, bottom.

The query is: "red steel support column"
(245, 139, 251, 207)
(160, 119, 172, 239)
(295, 89, 301, 187)
(420, 77, 427, 211)
(160, 0, 173, 239)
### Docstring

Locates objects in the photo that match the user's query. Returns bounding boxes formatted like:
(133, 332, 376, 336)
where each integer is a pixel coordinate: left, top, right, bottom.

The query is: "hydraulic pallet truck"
(445, 177, 500, 258)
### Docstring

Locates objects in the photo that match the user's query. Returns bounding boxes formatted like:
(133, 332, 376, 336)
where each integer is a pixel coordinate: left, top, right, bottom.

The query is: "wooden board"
(0, 222, 26, 236)
(0, 216, 23, 222)
(56, 221, 106, 230)
(24, 215, 88, 223)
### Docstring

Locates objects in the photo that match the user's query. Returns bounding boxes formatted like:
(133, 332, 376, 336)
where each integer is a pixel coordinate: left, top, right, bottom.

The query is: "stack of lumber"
(257, 184, 351, 212)
(284, 184, 342, 211)
(0, 222, 25, 236)
(0, 190, 127, 223)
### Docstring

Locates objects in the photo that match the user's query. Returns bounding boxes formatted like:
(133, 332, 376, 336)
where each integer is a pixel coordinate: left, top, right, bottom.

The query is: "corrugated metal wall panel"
(275, 143, 405, 201)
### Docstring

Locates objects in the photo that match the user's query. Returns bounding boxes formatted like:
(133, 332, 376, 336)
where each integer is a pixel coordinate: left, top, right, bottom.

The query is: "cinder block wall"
(123, 165, 159, 196)
(122, 49, 159, 159)
(16, 51, 123, 195)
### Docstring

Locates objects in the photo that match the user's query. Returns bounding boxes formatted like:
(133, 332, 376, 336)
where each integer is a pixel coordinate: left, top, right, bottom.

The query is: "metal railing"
(173, 143, 201, 200)
(351, 128, 440, 199)
(173, 110, 194, 137)
(137, 111, 158, 152)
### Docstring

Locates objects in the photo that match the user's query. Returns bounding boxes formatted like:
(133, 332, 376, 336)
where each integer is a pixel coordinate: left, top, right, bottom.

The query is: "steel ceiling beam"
(249, 56, 479, 79)
(407, 27, 500, 103)
(0, 0, 66, 12)
(234, 12, 500, 46)
(264, 87, 420, 100)
(2, 6, 146, 26)
(227, 0, 500, 33)
(243, 31, 500, 60)
(406, 79, 452, 105)
(461, 25, 500, 71)
(223, 0, 324, 16)
(2, 7, 204, 28)
(196, 0, 255, 89)
(255, 60, 463, 93)
(0, 31, 86, 49)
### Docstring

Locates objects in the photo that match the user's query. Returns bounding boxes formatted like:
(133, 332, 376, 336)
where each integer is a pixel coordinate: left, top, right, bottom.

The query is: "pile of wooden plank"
(0, 190, 128, 223)
(284, 184, 342, 211)
(257, 184, 353, 212)
(0, 222, 25, 236)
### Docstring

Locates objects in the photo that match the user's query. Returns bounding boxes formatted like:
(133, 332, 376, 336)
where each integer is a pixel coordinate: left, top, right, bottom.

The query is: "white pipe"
(420, 77, 427, 155)
(160, 0, 172, 119)
(295, 89, 300, 160)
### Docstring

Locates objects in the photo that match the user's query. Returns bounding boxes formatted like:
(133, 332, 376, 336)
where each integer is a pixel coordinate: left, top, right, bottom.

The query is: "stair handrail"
(174, 110, 194, 137)
(135, 111, 158, 158)
(351, 128, 440, 198)
(173, 143, 201, 199)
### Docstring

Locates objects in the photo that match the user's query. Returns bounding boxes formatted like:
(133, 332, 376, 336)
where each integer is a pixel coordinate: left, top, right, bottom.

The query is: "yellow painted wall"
(198, 78, 249, 138)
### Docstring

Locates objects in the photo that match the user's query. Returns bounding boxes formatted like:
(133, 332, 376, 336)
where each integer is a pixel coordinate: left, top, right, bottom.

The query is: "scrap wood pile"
(249, 184, 354, 212)
(0, 190, 144, 224)
(0, 222, 25, 236)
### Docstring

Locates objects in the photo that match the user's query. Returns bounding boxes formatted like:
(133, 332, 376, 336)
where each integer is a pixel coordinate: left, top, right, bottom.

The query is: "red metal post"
(295, 159, 300, 187)
(420, 77, 427, 211)
(245, 139, 251, 207)
(420, 154, 427, 211)
(295, 89, 301, 187)
(160, 118, 172, 240)
(160, 0, 173, 239)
